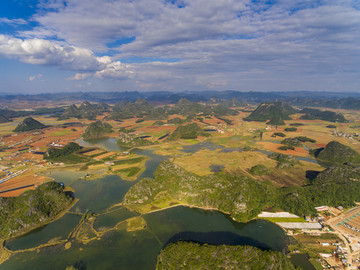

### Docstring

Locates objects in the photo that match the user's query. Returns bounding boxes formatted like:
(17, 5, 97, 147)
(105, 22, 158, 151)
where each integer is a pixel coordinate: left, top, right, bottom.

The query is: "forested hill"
(156, 242, 296, 270)
(315, 141, 360, 165)
(59, 101, 110, 120)
(244, 101, 296, 125)
(83, 120, 113, 140)
(0, 182, 74, 239)
(123, 160, 274, 222)
(124, 159, 360, 219)
(13, 117, 46, 132)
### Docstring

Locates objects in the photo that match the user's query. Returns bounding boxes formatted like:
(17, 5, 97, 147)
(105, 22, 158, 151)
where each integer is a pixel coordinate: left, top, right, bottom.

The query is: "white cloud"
(67, 73, 91, 80)
(0, 35, 133, 80)
(2, 0, 360, 91)
(0, 18, 27, 25)
(94, 61, 134, 80)
(29, 74, 43, 81)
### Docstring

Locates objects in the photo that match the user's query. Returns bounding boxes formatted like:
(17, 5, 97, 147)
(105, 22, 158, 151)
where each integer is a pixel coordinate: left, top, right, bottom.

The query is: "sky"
(0, 0, 360, 94)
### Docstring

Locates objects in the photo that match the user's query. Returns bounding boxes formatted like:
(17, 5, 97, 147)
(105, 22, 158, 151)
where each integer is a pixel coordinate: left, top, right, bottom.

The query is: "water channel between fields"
(3, 138, 303, 270)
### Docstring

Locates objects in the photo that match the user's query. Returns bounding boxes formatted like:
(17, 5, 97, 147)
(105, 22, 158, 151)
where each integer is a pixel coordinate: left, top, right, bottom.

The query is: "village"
(263, 205, 360, 270)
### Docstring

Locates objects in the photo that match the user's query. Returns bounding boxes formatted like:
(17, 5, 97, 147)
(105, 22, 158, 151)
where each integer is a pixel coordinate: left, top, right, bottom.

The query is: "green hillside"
(83, 120, 113, 140)
(0, 182, 74, 239)
(59, 101, 110, 120)
(13, 117, 46, 132)
(156, 242, 295, 270)
(167, 123, 206, 140)
(123, 161, 273, 222)
(316, 141, 360, 165)
(245, 101, 296, 125)
(313, 164, 360, 185)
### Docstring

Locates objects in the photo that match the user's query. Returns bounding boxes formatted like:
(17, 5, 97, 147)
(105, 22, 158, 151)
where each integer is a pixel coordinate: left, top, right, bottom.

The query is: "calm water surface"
(3, 138, 291, 270)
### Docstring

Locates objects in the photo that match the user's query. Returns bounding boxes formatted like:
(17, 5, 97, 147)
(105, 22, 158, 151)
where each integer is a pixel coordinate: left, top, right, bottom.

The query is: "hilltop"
(167, 123, 206, 140)
(83, 120, 113, 140)
(59, 101, 110, 120)
(244, 101, 296, 125)
(315, 141, 360, 165)
(156, 242, 295, 270)
(13, 117, 46, 132)
(111, 99, 154, 120)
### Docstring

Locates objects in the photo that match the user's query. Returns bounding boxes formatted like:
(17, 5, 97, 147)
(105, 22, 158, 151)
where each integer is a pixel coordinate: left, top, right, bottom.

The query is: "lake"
(3, 138, 293, 270)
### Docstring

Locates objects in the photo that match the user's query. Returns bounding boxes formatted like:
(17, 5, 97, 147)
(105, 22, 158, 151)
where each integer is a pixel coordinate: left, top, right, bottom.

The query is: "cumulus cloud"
(2, 0, 360, 91)
(0, 35, 133, 79)
(95, 61, 134, 79)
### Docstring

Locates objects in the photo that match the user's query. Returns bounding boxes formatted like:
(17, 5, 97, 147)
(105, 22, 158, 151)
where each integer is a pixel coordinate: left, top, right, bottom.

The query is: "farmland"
(1, 98, 360, 269)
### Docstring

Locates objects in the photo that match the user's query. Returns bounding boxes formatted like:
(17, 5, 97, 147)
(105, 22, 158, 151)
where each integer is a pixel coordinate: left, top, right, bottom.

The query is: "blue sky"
(0, 0, 360, 94)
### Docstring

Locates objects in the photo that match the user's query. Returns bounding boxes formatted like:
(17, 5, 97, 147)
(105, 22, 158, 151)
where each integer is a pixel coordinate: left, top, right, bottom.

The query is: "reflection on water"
(2, 207, 288, 270)
(2, 138, 294, 270)
(70, 175, 133, 214)
(6, 214, 81, 251)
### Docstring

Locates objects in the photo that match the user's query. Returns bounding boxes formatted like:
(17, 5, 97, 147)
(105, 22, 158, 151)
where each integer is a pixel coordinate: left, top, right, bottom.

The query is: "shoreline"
(0, 197, 79, 265)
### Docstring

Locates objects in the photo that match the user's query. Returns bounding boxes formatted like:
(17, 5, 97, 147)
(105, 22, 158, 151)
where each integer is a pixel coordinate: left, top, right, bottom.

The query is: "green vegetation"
(117, 133, 154, 147)
(216, 116, 233, 125)
(278, 145, 295, 151)
(276, 181, 360, 217)
(13, 117, 46, 132)
(0, 107, 64, 119)
(44, 142, 88, 163)
(59, 101, 110, 120)
(167, 123, 206, 140)
(315, 141, 360, 165)
(83, 120, 113, 140)
(124, 159, 360, 220)
(300, 108, 347, 123)
(0, 182, 74, 239)
(124, 161, 274, 222)
(119, 127, 136, 133)
(156, 242, 296, 270)
(273, 132, 286, 137)
(326, 124, 337, 128)
(290, 123, 304, 127)
(312, 164, 360, 185)
(244, 101, 296, 125)
(284, 127, 297, 132)
(281, 136, 316, 147)
(152, 120, 165, 126)
(111, 99, 154, 119)
(269, 153, 299, 168)
(249, 164, 270, 175)
(110, 98, 238, 121)
(126, 216, 147, 231)
(115, 167, 141, 177)
(167, 117, 184, 125)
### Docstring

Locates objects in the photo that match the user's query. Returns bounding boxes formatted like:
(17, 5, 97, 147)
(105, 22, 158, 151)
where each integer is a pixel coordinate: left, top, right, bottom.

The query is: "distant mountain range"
(1, 91, 360, 110)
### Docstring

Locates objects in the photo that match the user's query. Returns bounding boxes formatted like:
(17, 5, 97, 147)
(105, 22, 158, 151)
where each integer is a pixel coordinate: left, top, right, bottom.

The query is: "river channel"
(3, 138, 292, 270)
